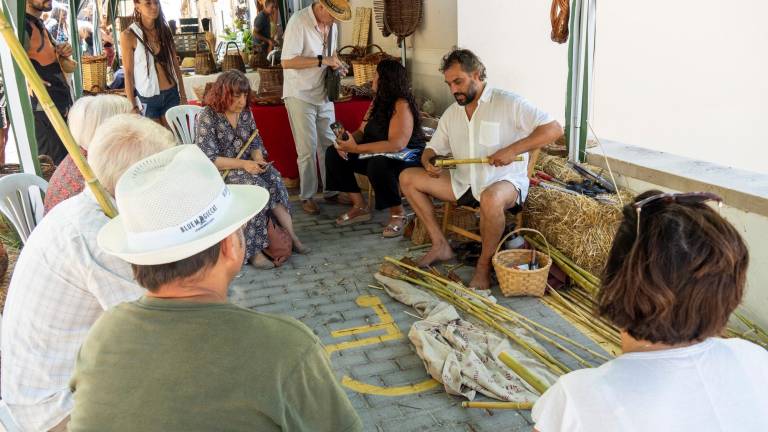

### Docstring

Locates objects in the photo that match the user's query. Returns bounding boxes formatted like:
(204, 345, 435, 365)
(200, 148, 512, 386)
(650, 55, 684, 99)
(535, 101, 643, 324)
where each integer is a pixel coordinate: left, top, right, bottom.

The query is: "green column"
(1, 0, 41, 175)
(68, 0, 83, 97)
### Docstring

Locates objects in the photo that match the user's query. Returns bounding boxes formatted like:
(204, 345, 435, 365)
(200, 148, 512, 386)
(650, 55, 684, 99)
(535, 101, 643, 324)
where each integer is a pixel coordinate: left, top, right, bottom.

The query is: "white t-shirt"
(532, 338, 768, 432)
(1, 189, 143, 431)
(426, 85, 554, 202)
(281, 5, 337, 105)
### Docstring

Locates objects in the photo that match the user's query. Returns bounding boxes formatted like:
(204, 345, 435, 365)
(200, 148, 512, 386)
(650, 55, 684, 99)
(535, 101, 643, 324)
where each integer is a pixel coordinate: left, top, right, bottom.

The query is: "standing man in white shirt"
(281, 0, 350, 215)
(400, 48, 562, 290)
(0, 115, 175, 432)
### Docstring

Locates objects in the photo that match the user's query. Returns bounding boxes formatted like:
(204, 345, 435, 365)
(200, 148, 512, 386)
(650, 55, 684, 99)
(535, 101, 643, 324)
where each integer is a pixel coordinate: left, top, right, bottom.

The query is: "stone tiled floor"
(229, 199, 606, 432)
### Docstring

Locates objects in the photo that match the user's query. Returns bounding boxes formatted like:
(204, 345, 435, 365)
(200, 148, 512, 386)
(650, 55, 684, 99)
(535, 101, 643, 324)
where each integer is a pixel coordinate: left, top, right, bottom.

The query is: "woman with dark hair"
(120, 0, 186, 125)
(532, 190, 768, 431)
(196, 70, 308, 269)
(325, 59, 425, 236)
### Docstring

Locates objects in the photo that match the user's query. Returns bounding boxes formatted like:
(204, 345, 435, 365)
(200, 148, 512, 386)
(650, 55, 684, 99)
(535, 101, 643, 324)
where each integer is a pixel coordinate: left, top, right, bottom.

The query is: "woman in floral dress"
(196, 70, 309, 268)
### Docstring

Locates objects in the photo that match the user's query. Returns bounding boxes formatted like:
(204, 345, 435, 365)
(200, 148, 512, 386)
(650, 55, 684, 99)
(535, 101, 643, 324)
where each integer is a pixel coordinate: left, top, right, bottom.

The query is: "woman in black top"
(326, 59, 426, 237)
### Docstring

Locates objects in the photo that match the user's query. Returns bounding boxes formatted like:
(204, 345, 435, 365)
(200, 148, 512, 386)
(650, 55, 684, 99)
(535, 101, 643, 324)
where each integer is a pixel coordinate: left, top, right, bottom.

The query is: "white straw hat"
(98, 145, 269, 265)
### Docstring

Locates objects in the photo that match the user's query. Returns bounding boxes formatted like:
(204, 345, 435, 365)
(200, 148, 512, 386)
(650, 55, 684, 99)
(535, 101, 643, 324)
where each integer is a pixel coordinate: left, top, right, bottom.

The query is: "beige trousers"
(284, 97, 337, 200)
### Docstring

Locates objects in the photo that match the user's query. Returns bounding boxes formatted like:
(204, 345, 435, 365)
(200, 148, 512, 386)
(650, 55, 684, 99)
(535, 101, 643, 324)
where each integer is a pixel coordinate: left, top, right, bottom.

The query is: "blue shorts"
(137, 86, 180, 119)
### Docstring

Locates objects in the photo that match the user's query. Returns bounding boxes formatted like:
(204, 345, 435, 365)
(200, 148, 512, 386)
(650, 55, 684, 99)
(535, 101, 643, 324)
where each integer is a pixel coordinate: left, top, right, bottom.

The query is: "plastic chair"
(0, 173, 48, 245)
(165, 105, 204, 144)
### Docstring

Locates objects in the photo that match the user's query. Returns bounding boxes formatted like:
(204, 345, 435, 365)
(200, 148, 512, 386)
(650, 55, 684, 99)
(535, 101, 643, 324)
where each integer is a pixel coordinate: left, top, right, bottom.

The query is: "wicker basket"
(338, 45, 365, 75)
(493, 228, 552, 297)
(222, 42, 245, 73)
(81, 55, 107, 93)
(0, 155, 57, 181)
(257, 66, 283, 96)
(351, 44, 397, 86)
(195, 43, 216, 75)
(384, 0, 424, 45)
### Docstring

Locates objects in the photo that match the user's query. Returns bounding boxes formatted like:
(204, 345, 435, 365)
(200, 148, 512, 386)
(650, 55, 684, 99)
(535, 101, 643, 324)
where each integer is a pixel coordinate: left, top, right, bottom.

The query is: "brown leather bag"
(263, 214, 292, 266)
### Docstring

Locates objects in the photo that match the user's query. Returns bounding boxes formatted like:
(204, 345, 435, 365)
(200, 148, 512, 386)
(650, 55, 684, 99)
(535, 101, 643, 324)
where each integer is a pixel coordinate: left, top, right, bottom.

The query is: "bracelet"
(317, 55, 323, 67)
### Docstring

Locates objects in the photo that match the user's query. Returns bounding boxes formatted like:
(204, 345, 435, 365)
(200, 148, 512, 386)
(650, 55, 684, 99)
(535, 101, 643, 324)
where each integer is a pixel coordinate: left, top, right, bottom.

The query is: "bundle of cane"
(381, 257, 612, 376)
(433, 156, 523, 167)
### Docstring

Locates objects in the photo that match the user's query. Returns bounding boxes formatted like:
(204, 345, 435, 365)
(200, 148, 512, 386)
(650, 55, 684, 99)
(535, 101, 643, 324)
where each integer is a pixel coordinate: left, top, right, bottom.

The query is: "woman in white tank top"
(120, 0, 186, 125)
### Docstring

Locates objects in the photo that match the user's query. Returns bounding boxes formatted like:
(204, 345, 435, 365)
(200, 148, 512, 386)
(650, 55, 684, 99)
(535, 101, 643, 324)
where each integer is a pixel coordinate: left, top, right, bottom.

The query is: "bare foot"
(417, 241, 454, 267)
(468, 265, 492, 290)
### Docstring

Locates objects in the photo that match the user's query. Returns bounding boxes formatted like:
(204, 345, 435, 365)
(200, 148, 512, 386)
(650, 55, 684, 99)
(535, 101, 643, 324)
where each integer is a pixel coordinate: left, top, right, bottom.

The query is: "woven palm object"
(81, 54, 107, 93)
(383, 0, 423, 45)
(373, 0, 389, 36)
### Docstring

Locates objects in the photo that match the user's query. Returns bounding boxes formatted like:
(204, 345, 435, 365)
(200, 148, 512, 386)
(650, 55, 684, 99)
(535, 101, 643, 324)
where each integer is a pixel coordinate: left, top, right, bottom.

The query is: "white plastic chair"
(165, 105, 204, 144)
(0, 173, 48, 245)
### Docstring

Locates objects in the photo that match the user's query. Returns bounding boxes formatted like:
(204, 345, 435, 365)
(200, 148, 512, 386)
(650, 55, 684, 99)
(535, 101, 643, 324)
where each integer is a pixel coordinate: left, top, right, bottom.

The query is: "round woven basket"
(81, 54, 107, 93)
(492, 228, 552, 297)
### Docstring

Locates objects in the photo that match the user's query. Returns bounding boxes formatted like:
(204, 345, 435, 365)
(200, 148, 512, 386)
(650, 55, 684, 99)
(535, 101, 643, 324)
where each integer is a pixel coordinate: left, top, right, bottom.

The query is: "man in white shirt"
(0, 114, 175, 432)
(400, 48, 562, 290)
(281, 0, 350, 215)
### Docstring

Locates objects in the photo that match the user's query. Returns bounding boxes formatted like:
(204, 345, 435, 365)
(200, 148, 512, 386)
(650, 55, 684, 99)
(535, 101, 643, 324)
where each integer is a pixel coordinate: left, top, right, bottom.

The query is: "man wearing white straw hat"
(282, 0, 351, 215)
(67, 145, 362, 432)
(1, 113, 174, 432)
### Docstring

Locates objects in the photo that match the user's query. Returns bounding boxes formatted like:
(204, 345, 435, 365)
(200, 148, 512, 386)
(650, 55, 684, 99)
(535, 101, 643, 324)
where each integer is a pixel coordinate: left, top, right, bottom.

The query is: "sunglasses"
(632, 192, 723, 238)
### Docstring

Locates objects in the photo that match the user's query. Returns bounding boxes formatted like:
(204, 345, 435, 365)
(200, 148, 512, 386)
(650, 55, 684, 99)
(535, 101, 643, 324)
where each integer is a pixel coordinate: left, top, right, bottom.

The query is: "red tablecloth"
(250, 97, 371, 179)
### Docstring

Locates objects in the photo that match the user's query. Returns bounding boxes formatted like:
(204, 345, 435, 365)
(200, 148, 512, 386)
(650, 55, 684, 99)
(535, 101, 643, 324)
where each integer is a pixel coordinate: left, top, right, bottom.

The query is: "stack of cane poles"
(381, 257, 611, 408)
(0, 14, 117, 218)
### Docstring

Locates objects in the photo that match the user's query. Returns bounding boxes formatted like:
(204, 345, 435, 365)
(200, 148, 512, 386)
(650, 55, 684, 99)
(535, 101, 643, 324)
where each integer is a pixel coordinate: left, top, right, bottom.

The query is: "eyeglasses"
(633, 192, 723, 238)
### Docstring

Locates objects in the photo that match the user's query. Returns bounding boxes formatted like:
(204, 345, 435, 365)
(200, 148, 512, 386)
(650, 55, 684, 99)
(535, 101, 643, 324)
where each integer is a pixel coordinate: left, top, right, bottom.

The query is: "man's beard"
(453, 82, 478, 106)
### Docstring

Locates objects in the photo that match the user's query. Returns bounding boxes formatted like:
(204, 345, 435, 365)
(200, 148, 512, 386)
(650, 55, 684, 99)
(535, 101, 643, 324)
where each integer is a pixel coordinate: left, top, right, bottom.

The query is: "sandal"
(336, 207, 372, 226)
(382, 214, 407, 238)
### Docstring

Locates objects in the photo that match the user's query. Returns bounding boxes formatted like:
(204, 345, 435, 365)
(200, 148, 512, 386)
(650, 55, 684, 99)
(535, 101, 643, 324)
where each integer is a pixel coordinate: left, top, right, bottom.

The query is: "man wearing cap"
(281, 0, 350, 215)
(1, 114, 174, 432)
(67, 145, 363, 432)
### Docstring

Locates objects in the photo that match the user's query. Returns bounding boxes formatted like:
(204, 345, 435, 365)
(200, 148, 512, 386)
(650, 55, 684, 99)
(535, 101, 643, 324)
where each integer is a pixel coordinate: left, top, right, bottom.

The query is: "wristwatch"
(317, 55, 323, 67)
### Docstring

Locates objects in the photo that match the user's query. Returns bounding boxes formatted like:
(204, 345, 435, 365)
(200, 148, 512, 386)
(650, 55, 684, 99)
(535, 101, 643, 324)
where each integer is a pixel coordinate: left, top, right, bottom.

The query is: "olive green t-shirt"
(68, 297, 362, 432)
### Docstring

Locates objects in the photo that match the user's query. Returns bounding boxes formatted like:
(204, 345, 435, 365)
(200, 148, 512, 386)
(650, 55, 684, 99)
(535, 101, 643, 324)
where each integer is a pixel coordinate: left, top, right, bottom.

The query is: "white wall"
(458, 0, 768, 174)
(338, 0, 458, 112)
(456, 0, 568, 123)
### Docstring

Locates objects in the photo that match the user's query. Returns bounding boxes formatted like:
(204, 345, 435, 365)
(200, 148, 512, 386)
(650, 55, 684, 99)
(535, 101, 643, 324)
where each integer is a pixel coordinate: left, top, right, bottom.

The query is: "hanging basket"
(492, 228, 552, 297)
(81, 54, 107, 93)
(222, 41, 246, 73)
(384, 0, 424, 45)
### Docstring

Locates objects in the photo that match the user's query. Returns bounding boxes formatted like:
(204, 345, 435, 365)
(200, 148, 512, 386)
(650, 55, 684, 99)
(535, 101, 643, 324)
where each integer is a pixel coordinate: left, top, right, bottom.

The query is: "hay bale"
(535, 153, 607, 185)
(523, 187, 631, 276)
(0, 246, 20, 312)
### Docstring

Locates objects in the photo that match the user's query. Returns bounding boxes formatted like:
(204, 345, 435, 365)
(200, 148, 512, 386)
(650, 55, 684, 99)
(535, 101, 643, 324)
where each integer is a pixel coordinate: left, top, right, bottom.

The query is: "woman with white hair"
(44, 94, 132, 214)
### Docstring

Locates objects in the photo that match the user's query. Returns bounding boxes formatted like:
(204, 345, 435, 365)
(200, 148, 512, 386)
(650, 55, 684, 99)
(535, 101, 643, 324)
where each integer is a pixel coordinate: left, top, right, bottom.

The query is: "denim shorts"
(137, 86, 180, 119)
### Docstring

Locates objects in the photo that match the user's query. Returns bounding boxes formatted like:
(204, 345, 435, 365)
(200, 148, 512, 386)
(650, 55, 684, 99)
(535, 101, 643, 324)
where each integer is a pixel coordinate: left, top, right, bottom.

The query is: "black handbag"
(323, 25, 341, 102)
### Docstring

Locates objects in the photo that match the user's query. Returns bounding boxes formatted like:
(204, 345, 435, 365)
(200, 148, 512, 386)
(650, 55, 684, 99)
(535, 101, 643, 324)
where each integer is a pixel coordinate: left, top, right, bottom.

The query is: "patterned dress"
(196, 106, 290, 260)
(43, 151, 87, 215)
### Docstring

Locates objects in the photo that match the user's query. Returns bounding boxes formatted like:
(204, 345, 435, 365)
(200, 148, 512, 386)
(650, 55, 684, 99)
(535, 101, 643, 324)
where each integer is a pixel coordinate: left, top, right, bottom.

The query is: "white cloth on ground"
(375, 273, 557, 401)
(532, 337, 768, 432)
(0, 189, 144, 431)
(426, 85, 554, 202)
